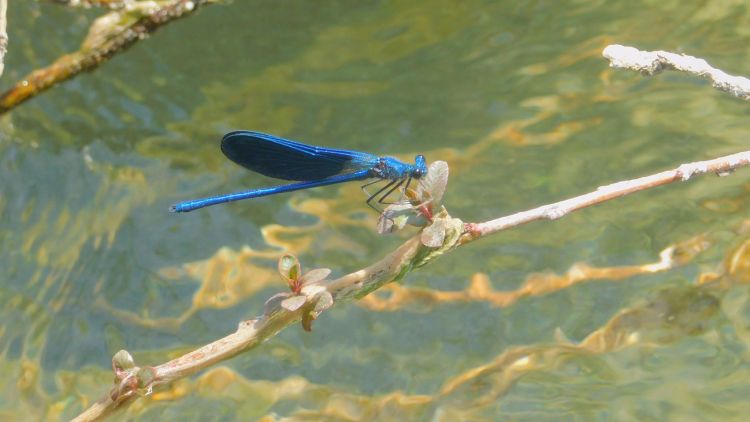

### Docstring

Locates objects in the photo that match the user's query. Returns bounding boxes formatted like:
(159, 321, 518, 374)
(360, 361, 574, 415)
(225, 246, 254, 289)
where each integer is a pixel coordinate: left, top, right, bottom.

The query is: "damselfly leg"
(362, 175, 420, 213)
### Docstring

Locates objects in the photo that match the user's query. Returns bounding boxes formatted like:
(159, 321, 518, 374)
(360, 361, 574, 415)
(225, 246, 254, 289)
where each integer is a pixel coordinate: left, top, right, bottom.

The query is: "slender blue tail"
(170, 169, 372, 213)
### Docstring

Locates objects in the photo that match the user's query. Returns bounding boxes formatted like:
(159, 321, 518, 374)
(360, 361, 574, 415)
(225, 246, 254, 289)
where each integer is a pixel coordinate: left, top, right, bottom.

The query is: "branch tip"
(603, 44, 750, 100)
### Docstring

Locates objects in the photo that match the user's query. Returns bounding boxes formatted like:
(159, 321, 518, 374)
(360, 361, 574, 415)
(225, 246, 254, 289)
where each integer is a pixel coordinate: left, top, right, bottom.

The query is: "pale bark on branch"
(466, 151, 750, 239)
(0, 0, 8, 78)
(48, 0, 127, 8)
(603, 44, 750, 100)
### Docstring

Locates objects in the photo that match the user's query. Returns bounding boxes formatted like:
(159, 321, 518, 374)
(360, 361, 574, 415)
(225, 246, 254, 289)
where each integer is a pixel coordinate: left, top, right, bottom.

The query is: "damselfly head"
(414, 155, 427, 178)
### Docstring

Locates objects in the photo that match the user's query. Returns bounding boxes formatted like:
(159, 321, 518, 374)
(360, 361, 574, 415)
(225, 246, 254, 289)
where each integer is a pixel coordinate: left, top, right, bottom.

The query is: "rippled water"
(2, 1, 750, 420)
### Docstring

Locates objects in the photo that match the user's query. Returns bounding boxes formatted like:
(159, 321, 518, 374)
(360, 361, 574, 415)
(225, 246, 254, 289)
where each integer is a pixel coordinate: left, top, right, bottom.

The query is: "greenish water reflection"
(2, 1, 750, 420)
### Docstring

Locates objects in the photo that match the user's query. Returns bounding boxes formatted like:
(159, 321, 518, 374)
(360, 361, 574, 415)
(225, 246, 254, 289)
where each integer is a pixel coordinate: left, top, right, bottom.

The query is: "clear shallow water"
(2, 1, 750, 420)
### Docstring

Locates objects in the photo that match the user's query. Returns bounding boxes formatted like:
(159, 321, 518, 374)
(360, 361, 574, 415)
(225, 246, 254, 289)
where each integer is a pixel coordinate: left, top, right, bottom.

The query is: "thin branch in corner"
(0, 0, 220, 115)
(603, 44, 750, 100)
(0, 0, 7, 78)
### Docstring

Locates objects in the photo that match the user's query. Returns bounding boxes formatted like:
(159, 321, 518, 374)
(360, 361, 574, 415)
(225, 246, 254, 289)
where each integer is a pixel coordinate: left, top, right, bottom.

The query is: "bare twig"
(0, 0, 219, 115)
(0, 0, 7, 78)
(463, 151, 750, 240)
(603, 44, 750, 100)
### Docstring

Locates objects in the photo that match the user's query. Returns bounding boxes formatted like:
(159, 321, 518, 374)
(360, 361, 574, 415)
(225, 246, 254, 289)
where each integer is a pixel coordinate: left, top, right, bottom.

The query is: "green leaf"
(278, 254, 300, 283)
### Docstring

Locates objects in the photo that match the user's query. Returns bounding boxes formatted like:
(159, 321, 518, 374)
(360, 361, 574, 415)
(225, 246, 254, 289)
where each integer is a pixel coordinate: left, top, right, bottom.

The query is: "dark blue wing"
(221, 131, 379, 181)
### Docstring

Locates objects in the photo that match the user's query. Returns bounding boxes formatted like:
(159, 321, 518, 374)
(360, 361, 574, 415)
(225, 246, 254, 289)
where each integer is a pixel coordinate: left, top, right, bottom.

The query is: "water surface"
(2, 1, 750, 420)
